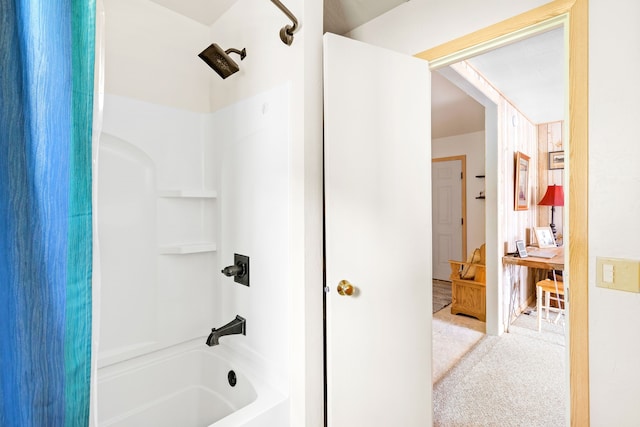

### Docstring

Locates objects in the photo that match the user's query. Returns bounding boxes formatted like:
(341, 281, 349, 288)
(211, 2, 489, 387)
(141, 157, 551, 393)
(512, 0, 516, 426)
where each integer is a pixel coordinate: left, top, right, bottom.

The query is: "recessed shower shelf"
(159, 242, 217, 255)
(158, 189, 217, 198)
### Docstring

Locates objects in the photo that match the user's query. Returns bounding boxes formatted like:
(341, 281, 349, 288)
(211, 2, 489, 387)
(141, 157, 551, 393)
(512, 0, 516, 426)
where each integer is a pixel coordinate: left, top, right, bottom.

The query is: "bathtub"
(97, 339, 288, 426)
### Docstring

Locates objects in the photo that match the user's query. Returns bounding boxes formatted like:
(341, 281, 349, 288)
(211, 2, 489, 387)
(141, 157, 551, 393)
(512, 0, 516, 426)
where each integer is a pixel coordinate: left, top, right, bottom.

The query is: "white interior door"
(324, 33, 432, 427)
(432, 159, 464, 280)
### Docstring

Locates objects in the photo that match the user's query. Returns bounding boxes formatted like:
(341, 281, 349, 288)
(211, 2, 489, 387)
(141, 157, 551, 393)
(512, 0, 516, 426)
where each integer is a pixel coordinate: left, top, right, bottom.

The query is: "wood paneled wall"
(451, 61, 539, 326)
(500, 99, 539, 319)
(537, 121, 564, 242)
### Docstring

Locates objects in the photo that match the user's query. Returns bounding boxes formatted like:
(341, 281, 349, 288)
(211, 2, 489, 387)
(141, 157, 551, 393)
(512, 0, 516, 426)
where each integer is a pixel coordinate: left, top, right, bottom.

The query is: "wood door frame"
(432, 155, 467, 261)
(416, 0, 589, 424)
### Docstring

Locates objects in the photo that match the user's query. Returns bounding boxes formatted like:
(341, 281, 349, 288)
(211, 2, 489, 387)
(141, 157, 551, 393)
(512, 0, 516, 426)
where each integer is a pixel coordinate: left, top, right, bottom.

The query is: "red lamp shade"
(538, 184, 565, 207)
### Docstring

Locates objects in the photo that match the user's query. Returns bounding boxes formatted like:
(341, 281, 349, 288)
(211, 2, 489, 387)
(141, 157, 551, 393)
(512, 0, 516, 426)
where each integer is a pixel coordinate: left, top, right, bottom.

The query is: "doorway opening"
(323, 1, 588, 424)
(432, 155, 467, 282)
(429, 20, 569, 425)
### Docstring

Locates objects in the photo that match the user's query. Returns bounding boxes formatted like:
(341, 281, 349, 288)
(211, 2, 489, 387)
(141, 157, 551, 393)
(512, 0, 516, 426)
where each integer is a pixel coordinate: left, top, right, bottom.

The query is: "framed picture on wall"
(549, 150, 565, 170)
(514, 151, 530, 211)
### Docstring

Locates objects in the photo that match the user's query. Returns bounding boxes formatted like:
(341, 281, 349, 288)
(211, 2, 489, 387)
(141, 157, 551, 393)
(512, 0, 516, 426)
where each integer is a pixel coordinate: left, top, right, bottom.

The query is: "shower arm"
(270, 0, 299, 46)
(225, 47, 247, 60)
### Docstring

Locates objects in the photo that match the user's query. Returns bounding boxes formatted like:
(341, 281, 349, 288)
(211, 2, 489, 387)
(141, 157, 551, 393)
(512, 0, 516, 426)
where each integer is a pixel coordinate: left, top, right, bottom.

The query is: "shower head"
(198, 43, 246, 79)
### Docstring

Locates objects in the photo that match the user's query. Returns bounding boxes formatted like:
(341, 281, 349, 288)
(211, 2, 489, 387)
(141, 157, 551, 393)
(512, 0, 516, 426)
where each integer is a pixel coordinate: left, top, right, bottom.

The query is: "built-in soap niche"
(158, 189, 217, 255)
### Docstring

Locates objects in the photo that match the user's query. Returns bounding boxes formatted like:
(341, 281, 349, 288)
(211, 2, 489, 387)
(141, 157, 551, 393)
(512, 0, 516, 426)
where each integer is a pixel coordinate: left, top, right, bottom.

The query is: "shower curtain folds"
(0, 0, 96, 426)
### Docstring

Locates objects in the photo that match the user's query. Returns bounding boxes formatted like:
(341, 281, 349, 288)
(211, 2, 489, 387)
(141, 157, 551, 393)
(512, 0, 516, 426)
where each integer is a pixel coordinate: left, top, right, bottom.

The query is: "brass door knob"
(337, 280, 355, 296)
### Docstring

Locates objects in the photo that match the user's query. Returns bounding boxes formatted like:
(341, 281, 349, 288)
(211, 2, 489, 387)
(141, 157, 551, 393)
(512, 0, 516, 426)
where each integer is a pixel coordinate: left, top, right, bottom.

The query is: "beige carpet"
(432, 307, 485, 384)
(433, 310, 566, 426)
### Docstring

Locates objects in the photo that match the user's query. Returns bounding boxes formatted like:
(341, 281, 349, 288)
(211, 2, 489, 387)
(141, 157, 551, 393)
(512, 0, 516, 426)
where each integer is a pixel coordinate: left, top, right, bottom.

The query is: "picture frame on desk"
(534, 226, 556, 248)
(515, 240, 528, 258)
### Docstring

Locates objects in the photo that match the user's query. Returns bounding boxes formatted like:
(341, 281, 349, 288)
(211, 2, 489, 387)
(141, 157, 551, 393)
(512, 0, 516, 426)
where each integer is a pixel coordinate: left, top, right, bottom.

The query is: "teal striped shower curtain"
(0, 0, 95, 425)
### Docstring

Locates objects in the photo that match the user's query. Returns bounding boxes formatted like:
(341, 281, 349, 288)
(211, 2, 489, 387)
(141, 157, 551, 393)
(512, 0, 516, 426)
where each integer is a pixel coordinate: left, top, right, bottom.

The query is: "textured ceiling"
(324, 0, 407, 35)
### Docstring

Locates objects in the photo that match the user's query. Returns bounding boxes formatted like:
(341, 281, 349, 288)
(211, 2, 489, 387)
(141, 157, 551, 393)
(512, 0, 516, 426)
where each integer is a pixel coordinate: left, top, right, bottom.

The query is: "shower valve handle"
(222, 264, 244, 277)
(221, 254, 250, 286)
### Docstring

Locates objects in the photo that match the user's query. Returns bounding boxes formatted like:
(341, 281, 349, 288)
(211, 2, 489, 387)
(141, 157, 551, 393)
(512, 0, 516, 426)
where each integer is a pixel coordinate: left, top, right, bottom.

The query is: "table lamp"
(538, 184, 564, 240)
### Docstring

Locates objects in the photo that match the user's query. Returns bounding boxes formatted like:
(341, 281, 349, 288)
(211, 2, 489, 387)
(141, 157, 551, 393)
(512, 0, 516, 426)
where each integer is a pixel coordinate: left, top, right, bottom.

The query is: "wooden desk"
(502, 246, 564, 270)
(502, 246, 564, 331)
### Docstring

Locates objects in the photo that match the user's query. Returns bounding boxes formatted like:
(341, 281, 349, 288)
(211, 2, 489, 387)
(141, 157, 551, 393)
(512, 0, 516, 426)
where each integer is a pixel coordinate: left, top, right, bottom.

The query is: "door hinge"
(461, 172, 463, 180)
(461, 218, 464, 225)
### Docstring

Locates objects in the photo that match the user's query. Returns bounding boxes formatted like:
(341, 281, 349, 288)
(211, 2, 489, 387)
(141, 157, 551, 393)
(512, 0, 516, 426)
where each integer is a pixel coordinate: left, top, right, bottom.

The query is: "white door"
(324, 33, 432, 427)
(432, 159, 464, 280)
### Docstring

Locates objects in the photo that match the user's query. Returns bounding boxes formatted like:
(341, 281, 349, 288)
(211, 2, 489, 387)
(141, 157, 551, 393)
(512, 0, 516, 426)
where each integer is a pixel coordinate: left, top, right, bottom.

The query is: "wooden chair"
(448, 244, 486, 321)
(536, 278, 565, 332)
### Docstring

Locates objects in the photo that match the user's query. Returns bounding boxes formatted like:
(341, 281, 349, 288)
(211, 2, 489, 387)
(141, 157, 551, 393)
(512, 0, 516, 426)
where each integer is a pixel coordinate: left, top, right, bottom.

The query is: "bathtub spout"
(206, 315, 246, 346)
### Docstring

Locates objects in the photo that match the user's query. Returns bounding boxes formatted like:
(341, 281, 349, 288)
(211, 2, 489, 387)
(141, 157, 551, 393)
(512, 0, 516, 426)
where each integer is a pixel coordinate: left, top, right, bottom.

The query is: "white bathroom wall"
(103, 0, 211, 112)
(213, 83, 291, 393)
(100, 0, 219, 367)
(99, 95, 217, 366)
(432, 131, 486, 256)
(97, 133, 157, 362)
(589, 1, 640, 424)
(202, 0, 302, 402)
(207, 1, 325, 424)
(202, 1, 302, 112)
